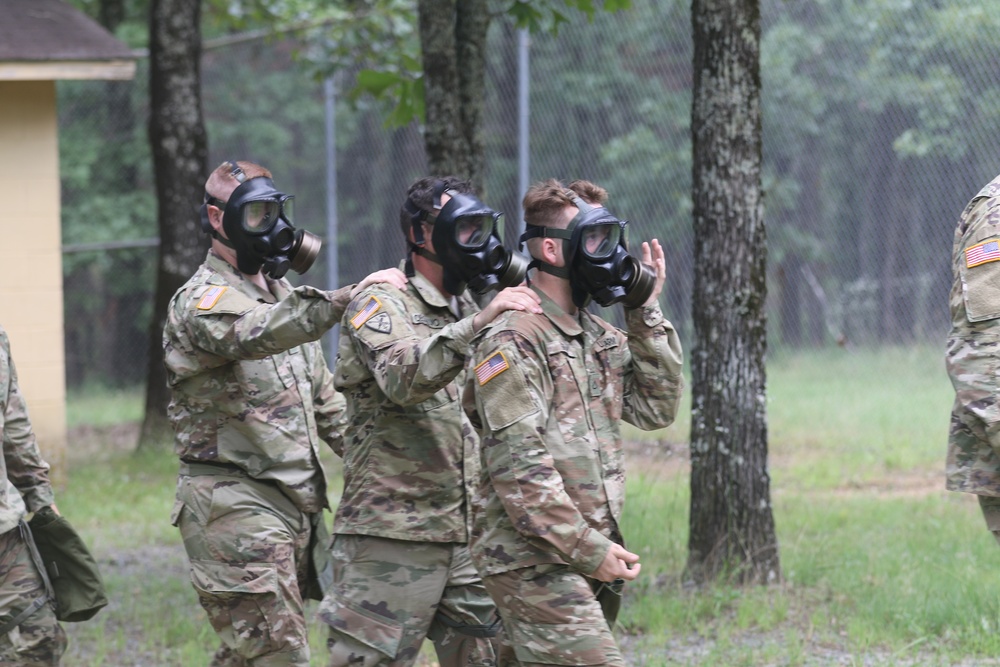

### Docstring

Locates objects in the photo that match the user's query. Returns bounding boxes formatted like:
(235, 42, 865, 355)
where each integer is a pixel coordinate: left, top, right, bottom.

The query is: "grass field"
(55, 344, 1000, 666)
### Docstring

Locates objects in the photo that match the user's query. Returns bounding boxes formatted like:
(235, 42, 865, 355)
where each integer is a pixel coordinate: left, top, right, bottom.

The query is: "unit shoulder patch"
(966, 239, 1000, 268)
(350, 296, 382, 329)
(475, 351, 510, 386)
(196, 286, 227, 310)
(364, 312, 392, 334)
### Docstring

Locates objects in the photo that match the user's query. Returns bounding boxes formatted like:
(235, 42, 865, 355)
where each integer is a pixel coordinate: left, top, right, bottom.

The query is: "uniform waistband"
(178, 460, 248, 477)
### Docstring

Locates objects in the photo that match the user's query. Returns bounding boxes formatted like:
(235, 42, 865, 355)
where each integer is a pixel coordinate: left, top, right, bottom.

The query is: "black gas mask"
(200, 162, 321, 279)
(404, 183, 528, 296)
(520, 191, 655, 309)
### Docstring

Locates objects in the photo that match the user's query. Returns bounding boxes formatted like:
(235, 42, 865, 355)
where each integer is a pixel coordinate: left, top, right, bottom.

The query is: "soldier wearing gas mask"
(462, 179, 684, 667)
(320, 176, 539, 667)
(163, 160, 409, 667)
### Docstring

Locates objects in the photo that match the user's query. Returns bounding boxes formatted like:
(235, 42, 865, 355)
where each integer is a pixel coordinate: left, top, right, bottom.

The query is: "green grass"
(59, 344, 994, 666)
(65, 384, 144, 428)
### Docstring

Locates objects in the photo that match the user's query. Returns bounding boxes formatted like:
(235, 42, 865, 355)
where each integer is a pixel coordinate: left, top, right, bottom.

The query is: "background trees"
(57, 1, 1000, 547)
(688, 0, 778, 585)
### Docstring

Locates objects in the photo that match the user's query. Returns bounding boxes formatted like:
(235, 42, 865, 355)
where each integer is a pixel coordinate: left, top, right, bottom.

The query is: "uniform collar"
(534, 286, 583, 337)
(401, 259, 476, 316)
(207, 249, 285, 303)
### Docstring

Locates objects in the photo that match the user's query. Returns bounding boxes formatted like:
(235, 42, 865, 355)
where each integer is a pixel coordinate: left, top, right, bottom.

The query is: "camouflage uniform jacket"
(463, 287, 683, 577)
(332, 264, 481, 543)
(946, 173, 1000, 496)
(163, 250, 351, 514)
(0, 326, 55, 536)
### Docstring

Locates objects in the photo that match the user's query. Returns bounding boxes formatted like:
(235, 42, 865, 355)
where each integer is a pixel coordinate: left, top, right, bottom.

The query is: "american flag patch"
(475, 351, 509, 386)
(196, 286, 227, 310)
(967, 240, 1000, 268)
(350, 296, 382, 329)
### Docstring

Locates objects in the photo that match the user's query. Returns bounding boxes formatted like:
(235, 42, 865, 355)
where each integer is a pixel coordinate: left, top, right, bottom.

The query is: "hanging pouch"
(26, 507, 108, 622)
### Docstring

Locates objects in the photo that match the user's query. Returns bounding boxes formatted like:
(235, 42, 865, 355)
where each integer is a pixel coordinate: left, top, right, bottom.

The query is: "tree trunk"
(454, 0, 489, 193)
(416, 0, 490, 193)
(139, 0, 208, 450)
(688, 0, 779, 585)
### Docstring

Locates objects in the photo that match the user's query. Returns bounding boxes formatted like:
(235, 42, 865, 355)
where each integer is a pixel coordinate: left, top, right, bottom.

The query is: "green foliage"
(506, 0, 633, 33)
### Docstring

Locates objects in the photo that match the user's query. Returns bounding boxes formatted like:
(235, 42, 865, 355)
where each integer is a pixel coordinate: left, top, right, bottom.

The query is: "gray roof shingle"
(0, 0, 134, 62)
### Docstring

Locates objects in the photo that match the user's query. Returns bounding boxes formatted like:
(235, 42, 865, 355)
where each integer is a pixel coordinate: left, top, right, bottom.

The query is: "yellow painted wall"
(0, 80, 67, 484)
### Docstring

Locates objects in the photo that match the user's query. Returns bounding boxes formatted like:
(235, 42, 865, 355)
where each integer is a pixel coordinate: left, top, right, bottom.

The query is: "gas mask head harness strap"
(519, 189, 655, 309)
(199, 161, 321, 279)
(403, 180, 527, 296)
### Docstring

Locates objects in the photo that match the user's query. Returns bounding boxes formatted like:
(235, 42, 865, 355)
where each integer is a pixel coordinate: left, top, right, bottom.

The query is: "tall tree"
(139, 0, 209, 449)
(417, 0, 489, 192)
(688, 0, 778, 584)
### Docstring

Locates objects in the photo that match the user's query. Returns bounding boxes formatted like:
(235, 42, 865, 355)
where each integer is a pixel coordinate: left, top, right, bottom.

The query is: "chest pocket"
(592, 334, 625, 422)
(233, 352, 295, 407)
(544, 340, 588, 426)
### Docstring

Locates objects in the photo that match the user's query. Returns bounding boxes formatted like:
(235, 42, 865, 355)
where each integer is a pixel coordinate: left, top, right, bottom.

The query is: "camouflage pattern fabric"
(164, 250, 352, 514)
(164, 250, 358, 665)
(0, 526, 65, 666)
(463, 288, 684, 578)
(320, 535, 498, 667)
(174, 471, 314, 666)
(978, 496, 1000, 547)
(331, 265, 481, 542)
(946, 173, 1000, 497)
(482, 563, 623, 667)
(0, 326, 55, 536)
(323, 264, 496, 665)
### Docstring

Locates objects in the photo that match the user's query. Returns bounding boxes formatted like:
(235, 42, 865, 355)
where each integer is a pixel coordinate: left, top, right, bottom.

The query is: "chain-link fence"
(58, 1, 996, 391)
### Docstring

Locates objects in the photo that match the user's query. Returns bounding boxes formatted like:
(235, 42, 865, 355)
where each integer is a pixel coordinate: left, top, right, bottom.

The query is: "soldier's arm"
(345, 285, 540, 406)
(472, 331, 614, 577)
(306, 342, 348, 457)
(343, 286, 479, 406)
(620, 302, 684, 431)
(181, 268, 409, 363)
(0, 331, 55, 513)
(182, 284, 350, 361)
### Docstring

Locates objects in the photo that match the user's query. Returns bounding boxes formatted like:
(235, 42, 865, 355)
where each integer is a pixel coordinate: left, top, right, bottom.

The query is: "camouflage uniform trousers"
(174, 471, 317, 667)
(319, 534, 499, 667)
(0, 524, 65, 667)
(483, 563, 625, 667)
(978, 495, 1000, 546)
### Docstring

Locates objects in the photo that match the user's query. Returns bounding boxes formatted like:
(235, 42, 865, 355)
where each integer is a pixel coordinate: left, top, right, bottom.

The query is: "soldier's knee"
(0, 613, 66, 667)
(190, 560, 307, 663)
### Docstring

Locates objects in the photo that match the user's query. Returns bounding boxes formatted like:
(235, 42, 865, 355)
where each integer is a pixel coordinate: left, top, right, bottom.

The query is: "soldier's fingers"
(501, 286, 540, 302)
(496, 294, 542, 313)
(620, 562, 641, 581)
(641, 241, 652, 266)
(651, 239, 665, 265)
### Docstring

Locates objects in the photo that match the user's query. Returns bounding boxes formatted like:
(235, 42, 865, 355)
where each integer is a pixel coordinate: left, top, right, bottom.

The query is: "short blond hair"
(522, 178, 608, 229)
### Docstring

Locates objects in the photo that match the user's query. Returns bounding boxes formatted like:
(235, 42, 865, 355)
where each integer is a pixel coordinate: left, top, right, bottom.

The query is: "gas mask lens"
(580, 221, 622, 259)
(453, 214, 496, 249)
(242, 196, 294, 232)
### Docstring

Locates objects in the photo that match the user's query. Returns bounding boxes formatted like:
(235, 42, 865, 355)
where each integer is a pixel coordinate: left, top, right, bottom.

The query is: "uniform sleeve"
(620, 303, 685, 431)
(0, 333, 55, 512)
(184, 283, 347, 362)
(471, 331, 613, 576)
(310, 346, 347, 457)
(341, 287, 477, 406)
